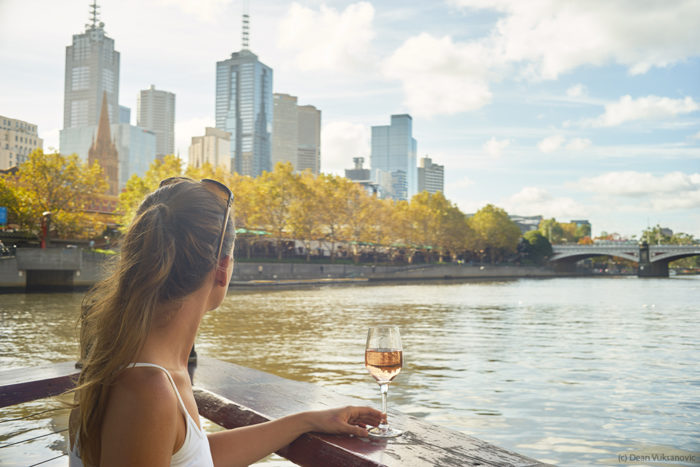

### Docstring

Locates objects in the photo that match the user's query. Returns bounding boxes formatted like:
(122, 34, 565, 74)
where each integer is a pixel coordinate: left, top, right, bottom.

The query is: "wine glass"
(365, 325, 403, 438)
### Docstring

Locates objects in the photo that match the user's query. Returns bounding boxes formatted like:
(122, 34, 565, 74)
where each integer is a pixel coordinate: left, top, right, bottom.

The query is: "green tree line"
(117, 156, 523, 263)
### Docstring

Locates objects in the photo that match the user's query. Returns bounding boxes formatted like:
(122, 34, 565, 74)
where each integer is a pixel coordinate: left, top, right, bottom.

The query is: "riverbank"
(0, 248, 564, 291)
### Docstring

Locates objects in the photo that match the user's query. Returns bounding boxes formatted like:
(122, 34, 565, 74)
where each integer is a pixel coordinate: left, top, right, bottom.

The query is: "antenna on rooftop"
(88, 0, 101, 30)
(242, 0, 250, 49)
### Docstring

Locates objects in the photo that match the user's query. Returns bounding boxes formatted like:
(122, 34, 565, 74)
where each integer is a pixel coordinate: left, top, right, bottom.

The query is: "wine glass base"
(368, 426, 403, 438)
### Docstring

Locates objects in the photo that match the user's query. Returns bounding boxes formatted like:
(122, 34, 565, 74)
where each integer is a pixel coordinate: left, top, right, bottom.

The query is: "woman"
(69, 178, 382, 466)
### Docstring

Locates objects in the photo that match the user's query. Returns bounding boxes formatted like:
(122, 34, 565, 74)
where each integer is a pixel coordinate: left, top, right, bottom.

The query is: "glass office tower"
(215, 50, 273, 176)
(370, 114, 418, 200)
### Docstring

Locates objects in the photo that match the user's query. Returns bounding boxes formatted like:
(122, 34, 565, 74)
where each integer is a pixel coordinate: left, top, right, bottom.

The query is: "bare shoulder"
(110, 366, 179, 410)
(101, 367, 180, 465)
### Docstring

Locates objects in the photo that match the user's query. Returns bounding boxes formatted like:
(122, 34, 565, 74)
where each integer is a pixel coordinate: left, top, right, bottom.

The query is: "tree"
(522, 230, 553, 265)
(289, 171, 321, 261)
(117, 155, 184, 228)
(441, 204, 471, 262)
(314, 173, 349, 262)
(364, 197, 395, 264)
(253, 162, 299, 259)
(2, 149, 108, 238)
(538, 218, 565, 244)
(339, 180, 373, 263)
(468, 204, 521, 263)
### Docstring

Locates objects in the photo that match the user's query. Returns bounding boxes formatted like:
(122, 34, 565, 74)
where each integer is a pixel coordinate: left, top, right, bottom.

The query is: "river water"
(1, 277, 699, 466)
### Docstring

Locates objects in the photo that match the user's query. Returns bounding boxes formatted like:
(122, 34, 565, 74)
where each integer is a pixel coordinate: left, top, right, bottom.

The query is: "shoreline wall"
(1, 248, 561, 290)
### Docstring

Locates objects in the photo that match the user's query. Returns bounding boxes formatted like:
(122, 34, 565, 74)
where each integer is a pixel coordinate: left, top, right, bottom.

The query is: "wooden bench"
(1, 358, 549, 466)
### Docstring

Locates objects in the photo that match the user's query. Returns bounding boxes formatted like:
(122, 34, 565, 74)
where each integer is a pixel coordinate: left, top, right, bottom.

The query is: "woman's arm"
(208, 405, 383, 467)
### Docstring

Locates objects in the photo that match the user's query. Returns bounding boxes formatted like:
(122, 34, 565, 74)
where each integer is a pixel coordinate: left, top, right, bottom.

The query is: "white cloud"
(277, 2, 376, 73)
(449, 0, 700, 79)
(566, 84, 587, 98)
(537, 135, 565, 153)
(483, 137, 510, 158)
(501, 187, 587, 218)
(566, 138, 592, 151)
(575, 171, 700, 197)
(588, 95, 699, 127)
(320, 121, 370, 175)
(383, 33, 494, 117)
(691, 130, 700, 139)
(537, 135, 592, 153)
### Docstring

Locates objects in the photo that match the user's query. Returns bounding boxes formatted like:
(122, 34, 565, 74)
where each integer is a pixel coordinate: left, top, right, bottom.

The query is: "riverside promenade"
(0, 248, 559, 290)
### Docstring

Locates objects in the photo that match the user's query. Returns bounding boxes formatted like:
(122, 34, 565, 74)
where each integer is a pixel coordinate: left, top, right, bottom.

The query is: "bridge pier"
(637, 242, 669, 277)
(637, 261, 669, 277)
(551, 260, 577, 274)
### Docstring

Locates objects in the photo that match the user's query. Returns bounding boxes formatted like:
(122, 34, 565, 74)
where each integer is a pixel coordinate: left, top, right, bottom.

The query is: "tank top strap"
(130, 363, 189, 416)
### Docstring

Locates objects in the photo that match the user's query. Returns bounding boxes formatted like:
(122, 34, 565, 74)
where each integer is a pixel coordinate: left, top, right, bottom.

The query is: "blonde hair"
(72, 179, 234, 465)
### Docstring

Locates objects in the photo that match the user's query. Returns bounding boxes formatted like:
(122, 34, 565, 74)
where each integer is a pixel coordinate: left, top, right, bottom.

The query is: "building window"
(72, 66, 90, 90)
(70, 100, 89, 128)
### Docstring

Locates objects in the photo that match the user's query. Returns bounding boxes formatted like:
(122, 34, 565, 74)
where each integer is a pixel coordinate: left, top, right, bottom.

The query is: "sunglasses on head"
(159, 177, 233, 262)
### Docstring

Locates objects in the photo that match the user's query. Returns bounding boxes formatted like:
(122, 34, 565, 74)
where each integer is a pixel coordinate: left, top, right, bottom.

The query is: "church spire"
(96, 91, 112, 143)
(89, 92, 119, 195)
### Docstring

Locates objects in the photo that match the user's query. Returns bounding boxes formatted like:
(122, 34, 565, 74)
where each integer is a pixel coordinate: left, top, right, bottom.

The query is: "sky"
(1, 0, 699, 238)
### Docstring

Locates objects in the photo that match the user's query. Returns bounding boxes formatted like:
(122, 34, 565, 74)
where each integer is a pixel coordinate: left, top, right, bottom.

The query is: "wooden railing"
(0, 358, 550, 466)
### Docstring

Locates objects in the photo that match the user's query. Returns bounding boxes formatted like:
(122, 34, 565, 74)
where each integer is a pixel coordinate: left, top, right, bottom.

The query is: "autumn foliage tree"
(1, 149, 108, 238)
(117, 161, 536, 264)
(468, 204, 521, 263)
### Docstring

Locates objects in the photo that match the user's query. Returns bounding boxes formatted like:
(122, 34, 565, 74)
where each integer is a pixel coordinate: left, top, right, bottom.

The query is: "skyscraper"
(271, 93, 298, 169)
(297, 105, 321, 174)
(370, 114, 417, 201)
(417, 156, 444, 194)
(271, 93, 321, 175)
(60, 2, 155, 191)
(62, 1, 120, 130)
(215, 13, 273, 177)
(60, 1, 120, 162)
(137, 85, 175, 159)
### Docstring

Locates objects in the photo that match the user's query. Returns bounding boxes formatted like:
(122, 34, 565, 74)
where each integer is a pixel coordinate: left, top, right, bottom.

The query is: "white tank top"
(69, 363, 214, 467)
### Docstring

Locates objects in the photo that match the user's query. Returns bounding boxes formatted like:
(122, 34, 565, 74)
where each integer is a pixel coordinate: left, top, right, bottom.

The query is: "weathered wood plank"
(191, 357, 549, 467)
(0, 360, 551, 466)
(0, 362, 78, 408)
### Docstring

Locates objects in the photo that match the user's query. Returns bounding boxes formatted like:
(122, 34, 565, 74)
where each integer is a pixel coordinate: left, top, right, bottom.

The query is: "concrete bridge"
(550, 243, 700, 277)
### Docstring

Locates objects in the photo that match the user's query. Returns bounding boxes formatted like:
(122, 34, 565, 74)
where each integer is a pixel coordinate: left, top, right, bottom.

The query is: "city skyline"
(1, 0, 699, 237)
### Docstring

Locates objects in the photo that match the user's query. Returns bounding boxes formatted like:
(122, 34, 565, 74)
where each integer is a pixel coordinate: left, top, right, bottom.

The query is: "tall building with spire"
(60, 1, 120, 163)
(215, 7, 273, 176)
(89, 93, 119, 195)
(63, 1, 120, 129)
(60, 1, 156, 192)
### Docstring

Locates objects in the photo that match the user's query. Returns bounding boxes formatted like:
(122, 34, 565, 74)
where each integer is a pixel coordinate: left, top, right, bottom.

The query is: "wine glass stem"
(379, 383, 389, 425)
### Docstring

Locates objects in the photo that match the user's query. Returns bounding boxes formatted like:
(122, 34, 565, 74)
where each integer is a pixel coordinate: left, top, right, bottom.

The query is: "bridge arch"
(549, 244, 700, 277)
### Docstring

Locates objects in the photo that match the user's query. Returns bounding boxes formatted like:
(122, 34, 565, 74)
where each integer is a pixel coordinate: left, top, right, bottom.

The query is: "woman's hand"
(304, 406, 384, 437)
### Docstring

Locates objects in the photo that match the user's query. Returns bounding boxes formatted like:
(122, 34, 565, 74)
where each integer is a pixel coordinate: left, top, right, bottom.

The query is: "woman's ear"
(215, 255, 232, 286)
